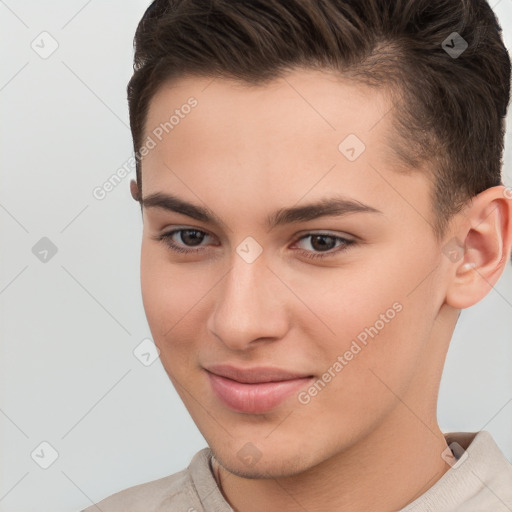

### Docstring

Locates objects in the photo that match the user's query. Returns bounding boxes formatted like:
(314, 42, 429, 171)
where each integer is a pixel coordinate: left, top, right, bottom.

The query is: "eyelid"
(291, 232, 355, 256)
(162, 227, 218, 247)
(158, 227, 354, 245)
(158, 225, 216, 239)
(293, 228, 355, 239)
(154, 226, 357, 260)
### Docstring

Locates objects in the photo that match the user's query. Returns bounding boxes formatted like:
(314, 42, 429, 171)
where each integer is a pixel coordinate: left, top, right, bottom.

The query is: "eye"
(153, 228, 215, 254)
(153, 228, 356, 259)
(292, 233, 356, 260)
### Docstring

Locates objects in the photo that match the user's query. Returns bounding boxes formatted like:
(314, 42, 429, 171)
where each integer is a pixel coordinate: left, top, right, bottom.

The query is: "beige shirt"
(80, 430, 512, 511)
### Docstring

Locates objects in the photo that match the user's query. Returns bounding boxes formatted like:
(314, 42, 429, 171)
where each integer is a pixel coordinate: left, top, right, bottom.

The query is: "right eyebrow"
(141, 192, 228, 228)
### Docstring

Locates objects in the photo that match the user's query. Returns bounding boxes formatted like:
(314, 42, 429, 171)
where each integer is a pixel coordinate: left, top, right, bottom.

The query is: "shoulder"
(400, 431, 512, 511)
(79, 448, 211, 512)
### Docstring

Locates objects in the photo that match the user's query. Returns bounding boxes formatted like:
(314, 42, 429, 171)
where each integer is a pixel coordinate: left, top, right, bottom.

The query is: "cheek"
(140, 243, 168, 334)
(140, 241, 215, 362)
(290, 246, 436, 393)
(291, 296, 426, 446)
(141, 242, 190, 341)
(282, 256, 404, 345)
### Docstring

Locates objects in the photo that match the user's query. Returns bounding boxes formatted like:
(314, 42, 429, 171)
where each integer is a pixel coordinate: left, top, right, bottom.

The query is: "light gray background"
(0, 1, 511, 511)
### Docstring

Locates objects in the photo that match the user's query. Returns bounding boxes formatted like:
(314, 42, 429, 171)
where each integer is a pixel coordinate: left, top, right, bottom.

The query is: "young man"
(83, 0, 512, 510)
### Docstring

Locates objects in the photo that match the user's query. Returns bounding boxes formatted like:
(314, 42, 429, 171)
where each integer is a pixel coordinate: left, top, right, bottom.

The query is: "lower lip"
(206, 371, 313, 414)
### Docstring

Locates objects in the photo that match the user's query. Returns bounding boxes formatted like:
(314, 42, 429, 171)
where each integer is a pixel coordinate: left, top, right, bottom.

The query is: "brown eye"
(154, 229, 214, 254)
(294, 233, 356, 260)
(178, 229, 206, 246)
(309, 234, 337, 251)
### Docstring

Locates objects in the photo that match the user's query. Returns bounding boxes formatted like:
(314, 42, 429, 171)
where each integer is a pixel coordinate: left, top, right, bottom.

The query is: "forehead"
(143, 68, 407, 174)
(140, 67, 433, 230)
(145, 67, 396, 146)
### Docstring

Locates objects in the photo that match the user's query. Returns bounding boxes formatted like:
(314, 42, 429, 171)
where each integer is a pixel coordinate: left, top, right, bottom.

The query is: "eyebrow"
(141, 192, 383, 230)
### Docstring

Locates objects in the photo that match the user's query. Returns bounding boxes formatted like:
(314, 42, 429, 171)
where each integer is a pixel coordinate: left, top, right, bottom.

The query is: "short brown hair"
(127, 0, 511, 241)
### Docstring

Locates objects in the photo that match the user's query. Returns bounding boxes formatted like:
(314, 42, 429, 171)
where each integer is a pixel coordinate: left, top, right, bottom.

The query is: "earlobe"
(130, 179, 140, 201)
(444, 185, 512, 310)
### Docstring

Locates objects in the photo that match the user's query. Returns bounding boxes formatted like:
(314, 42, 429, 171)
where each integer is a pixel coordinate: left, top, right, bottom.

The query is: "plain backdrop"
(0, 1, 511, 511)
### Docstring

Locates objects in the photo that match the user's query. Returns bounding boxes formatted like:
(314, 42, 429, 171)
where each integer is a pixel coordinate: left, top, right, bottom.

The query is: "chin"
(211, 444, 315, 480)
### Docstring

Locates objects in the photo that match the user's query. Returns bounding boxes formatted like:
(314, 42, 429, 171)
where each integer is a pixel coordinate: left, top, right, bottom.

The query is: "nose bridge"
(208, 248, 286, 348)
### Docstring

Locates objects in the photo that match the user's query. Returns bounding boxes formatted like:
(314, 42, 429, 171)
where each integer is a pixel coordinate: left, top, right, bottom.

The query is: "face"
(138, 68, 453, 478)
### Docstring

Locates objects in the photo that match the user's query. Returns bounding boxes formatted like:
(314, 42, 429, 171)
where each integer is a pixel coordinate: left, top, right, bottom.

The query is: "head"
(127, 0, 512, 478)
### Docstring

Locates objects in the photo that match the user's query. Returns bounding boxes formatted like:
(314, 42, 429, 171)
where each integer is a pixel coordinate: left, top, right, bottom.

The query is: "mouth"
(204, 364, 315, 414)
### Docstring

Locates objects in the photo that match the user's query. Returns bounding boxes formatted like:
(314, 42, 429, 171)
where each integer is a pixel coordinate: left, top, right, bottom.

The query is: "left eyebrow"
(267, 196, 383, 230)
(140, 192, 383, 231)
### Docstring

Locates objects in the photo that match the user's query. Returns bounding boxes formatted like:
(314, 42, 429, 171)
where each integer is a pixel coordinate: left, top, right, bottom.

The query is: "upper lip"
(205, 364, 313, 384)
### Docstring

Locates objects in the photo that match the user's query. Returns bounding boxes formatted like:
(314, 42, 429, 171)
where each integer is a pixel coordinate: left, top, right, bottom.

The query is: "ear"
(444, 185, 512, 310)
(130, 179, 140, 201)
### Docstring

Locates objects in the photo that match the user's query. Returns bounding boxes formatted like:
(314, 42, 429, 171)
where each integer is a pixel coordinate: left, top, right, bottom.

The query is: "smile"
(205, 365, 314, 414)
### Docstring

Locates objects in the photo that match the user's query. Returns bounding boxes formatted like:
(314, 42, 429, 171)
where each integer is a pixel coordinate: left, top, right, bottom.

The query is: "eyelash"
(153, 229, 356, 260)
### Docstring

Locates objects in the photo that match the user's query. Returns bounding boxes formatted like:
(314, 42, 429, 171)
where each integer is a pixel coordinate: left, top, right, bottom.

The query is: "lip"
(205, 364, 314, 414)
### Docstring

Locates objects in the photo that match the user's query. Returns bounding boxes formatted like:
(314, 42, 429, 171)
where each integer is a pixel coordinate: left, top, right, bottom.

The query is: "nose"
(207, 250, 289, 351)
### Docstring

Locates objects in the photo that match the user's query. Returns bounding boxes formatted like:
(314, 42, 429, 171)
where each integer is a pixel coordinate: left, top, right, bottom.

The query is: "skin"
(131, 67, 512, 512)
